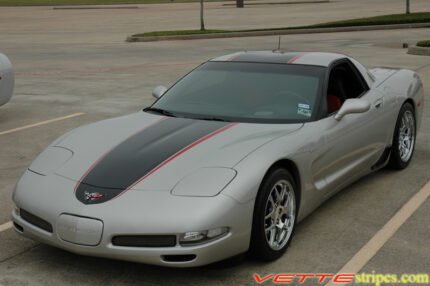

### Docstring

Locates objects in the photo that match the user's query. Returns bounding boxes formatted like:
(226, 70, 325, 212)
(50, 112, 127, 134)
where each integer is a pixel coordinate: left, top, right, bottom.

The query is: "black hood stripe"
(75, 117, 236, 204)
(74, 116, 168, 192)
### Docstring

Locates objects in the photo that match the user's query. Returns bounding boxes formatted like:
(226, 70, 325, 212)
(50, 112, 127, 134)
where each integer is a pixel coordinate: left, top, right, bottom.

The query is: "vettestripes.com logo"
(253, 272, 429, 285)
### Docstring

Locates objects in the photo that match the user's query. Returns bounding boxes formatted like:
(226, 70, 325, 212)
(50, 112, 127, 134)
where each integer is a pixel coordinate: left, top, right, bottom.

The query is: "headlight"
(171, 167, 236, 197)
(28, 146, 73, 176)
(179, 227, 229, 245)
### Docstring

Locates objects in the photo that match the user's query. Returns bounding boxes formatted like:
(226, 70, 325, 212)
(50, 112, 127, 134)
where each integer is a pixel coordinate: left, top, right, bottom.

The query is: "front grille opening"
(162, 254, 197, 263)
(112, 235, 176, 247)
(13, 222, 24, 233)
(20, 209, 53, 233)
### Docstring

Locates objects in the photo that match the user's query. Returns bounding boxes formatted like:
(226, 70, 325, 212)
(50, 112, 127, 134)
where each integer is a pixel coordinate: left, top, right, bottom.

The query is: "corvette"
(12, 51, 424, 267)
(0, 53, 14, 107)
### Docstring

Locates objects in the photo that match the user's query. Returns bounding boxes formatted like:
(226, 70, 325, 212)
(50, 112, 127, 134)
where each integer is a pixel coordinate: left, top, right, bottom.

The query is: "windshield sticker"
(297, 103, 311, 117)
(298, 103, 310, 109)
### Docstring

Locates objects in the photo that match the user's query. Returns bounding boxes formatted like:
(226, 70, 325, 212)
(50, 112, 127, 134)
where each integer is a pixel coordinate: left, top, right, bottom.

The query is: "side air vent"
(112, 235, 176, 247)
(20, 209, 53, 233)
(161, 254, 197, 263)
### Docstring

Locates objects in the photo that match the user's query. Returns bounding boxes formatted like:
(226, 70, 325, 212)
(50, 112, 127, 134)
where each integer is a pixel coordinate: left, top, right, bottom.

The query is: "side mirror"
(335, 98, 371, 121)
(152, 85, 167, 99)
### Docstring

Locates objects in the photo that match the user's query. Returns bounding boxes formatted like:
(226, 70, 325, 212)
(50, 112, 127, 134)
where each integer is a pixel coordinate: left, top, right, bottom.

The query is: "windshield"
(149, 62, 326, 123)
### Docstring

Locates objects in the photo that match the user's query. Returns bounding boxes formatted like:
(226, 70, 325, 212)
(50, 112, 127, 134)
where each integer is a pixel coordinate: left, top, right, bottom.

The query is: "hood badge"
(84, 191, 105, 202)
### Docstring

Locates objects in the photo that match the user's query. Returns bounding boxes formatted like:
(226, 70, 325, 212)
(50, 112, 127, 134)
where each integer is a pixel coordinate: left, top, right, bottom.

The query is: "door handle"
(374, 99, 383, 109)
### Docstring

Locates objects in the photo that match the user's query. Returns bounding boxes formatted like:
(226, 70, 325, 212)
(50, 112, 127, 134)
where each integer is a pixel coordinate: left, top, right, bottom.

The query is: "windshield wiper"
(144, 107, 177, 117)
(196, 117, 232, 122)
(144, 108, 231, 122)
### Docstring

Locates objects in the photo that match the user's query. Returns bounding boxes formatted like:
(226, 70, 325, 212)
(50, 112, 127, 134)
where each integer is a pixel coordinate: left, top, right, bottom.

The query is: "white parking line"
(0, 112, 85, 136)
(326, 180, 430, 285)
(0, 221, 13, 232)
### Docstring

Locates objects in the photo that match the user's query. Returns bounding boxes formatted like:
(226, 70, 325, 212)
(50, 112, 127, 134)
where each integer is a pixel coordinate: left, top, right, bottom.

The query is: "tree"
(200, 0, 205, 30)
(406, 0, 410, 14)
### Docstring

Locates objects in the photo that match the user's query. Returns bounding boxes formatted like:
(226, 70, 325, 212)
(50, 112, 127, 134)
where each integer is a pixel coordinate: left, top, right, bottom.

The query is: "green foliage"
(133, 12, 430, 38)
(309, 12, 430, 28)
(416, 40, 430, 47)
(135, 29, 228, 37)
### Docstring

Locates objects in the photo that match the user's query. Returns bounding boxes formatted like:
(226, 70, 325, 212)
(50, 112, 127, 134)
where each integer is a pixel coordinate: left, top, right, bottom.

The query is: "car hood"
(48, 112, 301, 199)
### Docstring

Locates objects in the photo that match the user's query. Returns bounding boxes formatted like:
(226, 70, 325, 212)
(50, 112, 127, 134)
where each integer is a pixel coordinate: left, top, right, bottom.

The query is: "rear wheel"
(250, 168, 297, 261)
(388, 103, 416, 169)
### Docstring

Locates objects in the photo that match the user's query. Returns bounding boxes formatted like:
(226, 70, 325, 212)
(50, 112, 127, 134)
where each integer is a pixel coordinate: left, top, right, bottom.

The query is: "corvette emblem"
(84, 191, 105, 202)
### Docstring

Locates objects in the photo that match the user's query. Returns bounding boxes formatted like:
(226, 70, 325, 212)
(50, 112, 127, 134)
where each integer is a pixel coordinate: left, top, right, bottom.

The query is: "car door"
(310, 59, 387, 196)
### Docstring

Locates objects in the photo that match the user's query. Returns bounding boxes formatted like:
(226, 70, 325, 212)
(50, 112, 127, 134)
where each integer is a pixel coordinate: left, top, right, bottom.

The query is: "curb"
(127, 22, 430, 42)
(408, 45, 430, 56)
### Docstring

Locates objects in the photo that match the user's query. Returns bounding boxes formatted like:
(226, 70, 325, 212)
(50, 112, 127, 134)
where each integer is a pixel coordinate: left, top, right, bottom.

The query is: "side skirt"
(371, 147, 392, 171)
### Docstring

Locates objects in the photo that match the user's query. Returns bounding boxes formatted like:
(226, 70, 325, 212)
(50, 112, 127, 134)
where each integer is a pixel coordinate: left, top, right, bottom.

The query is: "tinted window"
(150, 62, 326, 123)
(327, 61, 368, 102)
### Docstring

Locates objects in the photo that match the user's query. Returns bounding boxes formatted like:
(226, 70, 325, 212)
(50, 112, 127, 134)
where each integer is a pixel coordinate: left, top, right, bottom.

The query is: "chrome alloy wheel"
(398, 110, 415, 162)
(264, 179, 296, 251)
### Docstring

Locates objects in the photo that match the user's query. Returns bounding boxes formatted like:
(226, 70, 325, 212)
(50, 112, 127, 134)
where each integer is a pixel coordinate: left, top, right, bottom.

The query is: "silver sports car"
(0, 53, 14, 107)
(12, 51, 424, 267)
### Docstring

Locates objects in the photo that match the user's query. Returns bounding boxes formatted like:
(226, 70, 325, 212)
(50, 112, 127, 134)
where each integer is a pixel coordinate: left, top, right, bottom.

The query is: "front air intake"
(161, 254, 197, 262)
(20, 209, 53, 233)
(112, 235, 176, 247)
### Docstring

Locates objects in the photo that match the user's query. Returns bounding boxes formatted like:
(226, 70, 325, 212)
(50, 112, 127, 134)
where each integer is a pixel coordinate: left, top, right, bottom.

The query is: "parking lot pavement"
(0, 6, 430, 284)
(0, 0, 429, 44)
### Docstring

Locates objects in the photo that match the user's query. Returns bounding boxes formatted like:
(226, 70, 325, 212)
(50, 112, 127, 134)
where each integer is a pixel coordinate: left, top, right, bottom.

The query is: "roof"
(210, 50, 374, 87)
(210, 51, 347, 67)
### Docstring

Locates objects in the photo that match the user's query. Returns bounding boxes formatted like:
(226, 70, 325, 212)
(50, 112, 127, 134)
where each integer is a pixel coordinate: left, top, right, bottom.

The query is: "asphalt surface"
(0, 1, 430, 285)
(0, 0, 429, 43)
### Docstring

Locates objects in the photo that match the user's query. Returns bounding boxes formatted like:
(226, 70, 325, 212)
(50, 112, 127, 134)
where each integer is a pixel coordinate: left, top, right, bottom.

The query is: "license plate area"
(57, 214, 103, 246)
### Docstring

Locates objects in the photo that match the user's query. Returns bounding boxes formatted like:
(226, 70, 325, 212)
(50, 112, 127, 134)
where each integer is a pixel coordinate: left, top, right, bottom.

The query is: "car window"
(151, 62, 326, 124)
(325, 61, 369, 115)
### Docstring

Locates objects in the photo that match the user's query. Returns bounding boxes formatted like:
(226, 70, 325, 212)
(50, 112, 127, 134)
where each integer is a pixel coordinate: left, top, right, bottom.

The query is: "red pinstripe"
(121, 122, 238, 194)
(288, 54, 304, 64)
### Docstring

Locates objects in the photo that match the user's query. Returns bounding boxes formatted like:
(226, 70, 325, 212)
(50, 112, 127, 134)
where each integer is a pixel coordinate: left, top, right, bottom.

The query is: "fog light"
(182, 231, 206, 242)
(179, 227, 229, 245)
(207, 227, 229, 238)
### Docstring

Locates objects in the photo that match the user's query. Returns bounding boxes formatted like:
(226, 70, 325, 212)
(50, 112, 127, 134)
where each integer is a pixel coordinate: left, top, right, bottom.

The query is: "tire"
(388, 103, 416, 170)
(249, 168, 297, 261)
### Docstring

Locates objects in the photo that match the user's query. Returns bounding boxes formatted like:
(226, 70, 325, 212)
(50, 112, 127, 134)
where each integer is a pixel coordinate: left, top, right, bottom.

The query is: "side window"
(326, 61, 369, 114)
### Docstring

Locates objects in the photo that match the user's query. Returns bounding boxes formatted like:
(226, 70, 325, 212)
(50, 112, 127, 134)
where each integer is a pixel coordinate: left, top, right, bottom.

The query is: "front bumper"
(11, 170, 253, 267)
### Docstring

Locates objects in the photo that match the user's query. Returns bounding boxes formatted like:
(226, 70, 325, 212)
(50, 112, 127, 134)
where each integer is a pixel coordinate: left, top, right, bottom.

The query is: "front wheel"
(249, 168, 297, 261)
(388, 103, 416, 169)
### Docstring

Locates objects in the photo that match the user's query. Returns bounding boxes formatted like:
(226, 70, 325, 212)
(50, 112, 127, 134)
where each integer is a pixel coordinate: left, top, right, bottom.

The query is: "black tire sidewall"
(250, 168, 297, 261)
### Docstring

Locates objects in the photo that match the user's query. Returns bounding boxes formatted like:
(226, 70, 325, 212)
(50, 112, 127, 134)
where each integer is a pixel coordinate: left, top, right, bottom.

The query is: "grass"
(141, 29, 229, 37)
(132, 12, 430, 38)
(416, 40, 430, 47)
(308, 12, 430, 28)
